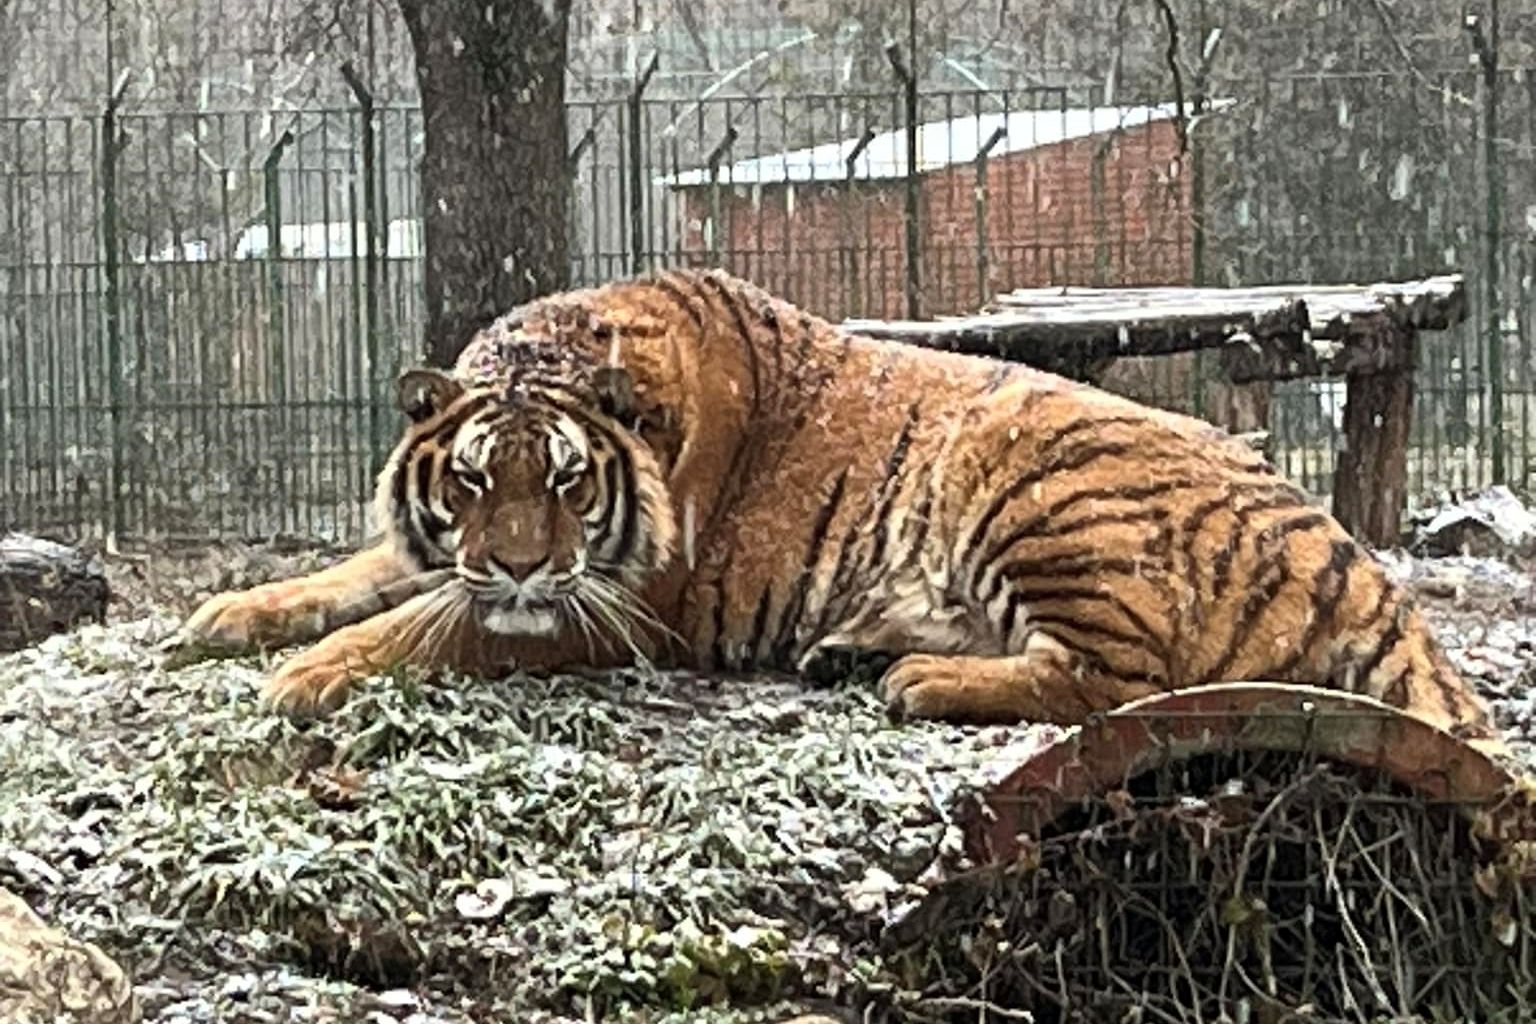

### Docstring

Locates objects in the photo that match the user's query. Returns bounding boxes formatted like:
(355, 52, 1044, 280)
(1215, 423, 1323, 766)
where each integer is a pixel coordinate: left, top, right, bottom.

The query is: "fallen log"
(0, 533, 110, 652)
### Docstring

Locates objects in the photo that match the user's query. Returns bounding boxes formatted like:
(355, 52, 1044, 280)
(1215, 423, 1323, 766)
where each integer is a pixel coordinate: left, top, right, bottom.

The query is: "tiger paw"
(178, 585, 326, 653)
(262, 648, 368, 719)
(880, 653, 1020, 725)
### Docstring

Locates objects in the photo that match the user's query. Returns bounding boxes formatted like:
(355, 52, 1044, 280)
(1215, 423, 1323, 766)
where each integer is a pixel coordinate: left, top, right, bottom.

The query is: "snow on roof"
(656, 99, 1235, 188)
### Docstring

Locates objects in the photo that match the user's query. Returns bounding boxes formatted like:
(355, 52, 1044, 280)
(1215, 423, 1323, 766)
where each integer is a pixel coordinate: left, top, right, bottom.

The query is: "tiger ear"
(592, 365, 635, 422)
(396, 368, 464, 422)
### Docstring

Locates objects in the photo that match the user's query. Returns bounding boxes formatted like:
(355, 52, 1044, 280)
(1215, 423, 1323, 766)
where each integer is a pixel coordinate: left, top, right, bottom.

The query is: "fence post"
(885, 43, 921, 319)
(1466, 9, 1503, 486)
(627, 52, 659, 276)
(566, 126, 596, 282)
(974, 125, 1007, 310)
(705, 126, 738, 267)
(262, 129, 294, 526)
(100, 73, 130, 543)
(842, 128, 877, 318)
(342, 64, 383, 472)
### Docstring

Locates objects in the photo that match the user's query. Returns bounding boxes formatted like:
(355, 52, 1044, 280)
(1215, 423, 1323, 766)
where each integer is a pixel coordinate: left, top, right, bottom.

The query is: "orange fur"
(177, 269, 1501, 751)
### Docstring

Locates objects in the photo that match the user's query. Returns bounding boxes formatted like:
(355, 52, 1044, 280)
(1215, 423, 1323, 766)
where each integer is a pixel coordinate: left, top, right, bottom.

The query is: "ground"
(1, 541, 1532, 1023)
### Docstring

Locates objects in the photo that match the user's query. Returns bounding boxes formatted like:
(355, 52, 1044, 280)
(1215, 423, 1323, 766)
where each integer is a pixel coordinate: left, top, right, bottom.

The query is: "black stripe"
(810, 402, 924, 639)
(760, 294, 787, 393)
(985, 364, 1013, 393)
(650, 273, 707, 331)
(863, 402, 923, 572)
(1209, 501, 1318, 604)
(1274, 538, 1356, 678)
(1024, 612, 1165, 661)
(962, 439, 1138, 566)
(961, 413, 1154, 565)
(974, 482, 1185, 593)
(980, 507, 1170, 602)
(706, 545, 736, 670)
(594, 451, 621, 543)
(611, 437, 640, 563)
(1201, 512, 1330, 682)
(1003, 580, 1160, 629)
(798, 312, 818, 364)
(746, 585, 774, 668)
(1179, 483, 1303, 613)
(771, 469, 851, 664)
(695, 271, 764, 417)
(906, 465, 936, 554)
(1351, 598, 1405, 690)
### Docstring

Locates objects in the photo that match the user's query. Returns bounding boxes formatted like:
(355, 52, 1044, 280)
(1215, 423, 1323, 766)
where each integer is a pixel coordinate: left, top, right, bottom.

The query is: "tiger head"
(377, 364, 678, 637)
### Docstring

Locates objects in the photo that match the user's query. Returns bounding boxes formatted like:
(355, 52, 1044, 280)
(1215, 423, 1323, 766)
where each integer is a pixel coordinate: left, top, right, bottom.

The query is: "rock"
(0, 533, 110, 653)
(0, 887, 139, 1024)
(1415, 486, 1536, 559)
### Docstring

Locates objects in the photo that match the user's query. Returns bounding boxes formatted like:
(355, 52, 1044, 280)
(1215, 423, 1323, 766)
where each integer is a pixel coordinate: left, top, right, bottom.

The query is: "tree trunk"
(0, 533, 110, 652)
(397, 0, 572, 368)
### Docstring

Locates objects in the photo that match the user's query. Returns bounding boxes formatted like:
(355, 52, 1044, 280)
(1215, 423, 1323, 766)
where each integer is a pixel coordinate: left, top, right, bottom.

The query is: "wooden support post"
(1331, 330, 1415, 548)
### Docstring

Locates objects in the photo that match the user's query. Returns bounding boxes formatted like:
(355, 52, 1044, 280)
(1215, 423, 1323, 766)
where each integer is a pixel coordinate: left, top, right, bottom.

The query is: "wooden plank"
(844, 276, 1462, 384)
(844, 296, 1309, 381)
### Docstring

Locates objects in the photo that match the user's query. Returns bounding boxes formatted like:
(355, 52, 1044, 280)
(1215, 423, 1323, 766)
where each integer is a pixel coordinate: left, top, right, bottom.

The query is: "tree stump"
(0, 533, 110, 653)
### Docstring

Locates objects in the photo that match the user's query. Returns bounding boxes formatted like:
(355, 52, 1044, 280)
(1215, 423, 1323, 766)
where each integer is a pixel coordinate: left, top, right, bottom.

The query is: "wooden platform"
(842, 275, 1468, 546)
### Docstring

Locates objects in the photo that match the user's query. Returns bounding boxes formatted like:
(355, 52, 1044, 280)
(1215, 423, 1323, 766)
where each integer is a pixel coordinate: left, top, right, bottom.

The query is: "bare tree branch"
(1152, 0, 1188, 153)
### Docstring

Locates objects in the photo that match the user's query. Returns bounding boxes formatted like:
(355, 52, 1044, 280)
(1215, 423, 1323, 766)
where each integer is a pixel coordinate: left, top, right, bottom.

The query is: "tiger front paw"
(177, 585, 327, 654)
(262, 647, 371, 719)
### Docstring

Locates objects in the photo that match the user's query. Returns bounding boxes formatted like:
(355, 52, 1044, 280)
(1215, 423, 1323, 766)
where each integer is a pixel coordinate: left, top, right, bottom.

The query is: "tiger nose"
(488, 554, 550, 581)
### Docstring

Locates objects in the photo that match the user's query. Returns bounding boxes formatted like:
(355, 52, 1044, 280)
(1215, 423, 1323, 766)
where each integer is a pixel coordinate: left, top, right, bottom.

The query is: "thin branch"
(1152, 0, 1188, 153)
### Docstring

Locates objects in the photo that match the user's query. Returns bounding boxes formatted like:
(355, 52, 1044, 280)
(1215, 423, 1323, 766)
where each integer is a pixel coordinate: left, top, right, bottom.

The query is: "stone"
(0, 887, 139, 1024)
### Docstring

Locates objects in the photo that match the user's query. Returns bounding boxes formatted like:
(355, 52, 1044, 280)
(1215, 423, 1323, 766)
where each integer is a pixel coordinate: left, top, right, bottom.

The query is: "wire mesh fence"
(2, 69, 1534, 544)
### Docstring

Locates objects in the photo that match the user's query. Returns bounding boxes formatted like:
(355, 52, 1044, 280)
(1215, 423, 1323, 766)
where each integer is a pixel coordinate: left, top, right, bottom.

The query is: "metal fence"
(3, 70, 1535, 544)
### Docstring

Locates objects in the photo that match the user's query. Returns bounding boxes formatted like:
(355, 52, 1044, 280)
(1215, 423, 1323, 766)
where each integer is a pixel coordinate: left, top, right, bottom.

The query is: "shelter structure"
(658, 101, 1232, 319)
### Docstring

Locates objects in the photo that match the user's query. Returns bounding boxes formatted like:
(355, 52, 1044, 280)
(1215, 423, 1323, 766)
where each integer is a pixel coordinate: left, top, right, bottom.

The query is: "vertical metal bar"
(627, 52, 659, 276)
(100, 76, 129, 543)
(342, 65, 382, 478)
(705, 126, 737, 267)
(974, 125, 1006, 310)
(263, 128, 294, 534)
(1466, 7, 1503, 485)
(843, 127, 876, 318)
(885, 43, 921, 319)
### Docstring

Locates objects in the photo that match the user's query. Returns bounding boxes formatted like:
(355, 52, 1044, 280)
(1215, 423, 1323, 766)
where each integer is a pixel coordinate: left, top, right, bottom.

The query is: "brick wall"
(673, 119, 1195, 322)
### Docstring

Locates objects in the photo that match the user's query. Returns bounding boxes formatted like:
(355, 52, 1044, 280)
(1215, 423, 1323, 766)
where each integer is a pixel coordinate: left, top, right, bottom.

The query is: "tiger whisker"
(571, 579, 650, 666)
(560, 593, 601, 661)
(581, 571, 684, 648)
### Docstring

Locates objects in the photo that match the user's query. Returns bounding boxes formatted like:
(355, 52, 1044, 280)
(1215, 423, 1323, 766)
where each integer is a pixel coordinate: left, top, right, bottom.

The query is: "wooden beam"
(844, 275, 1467, 385)
(844, 295, 1309, 381)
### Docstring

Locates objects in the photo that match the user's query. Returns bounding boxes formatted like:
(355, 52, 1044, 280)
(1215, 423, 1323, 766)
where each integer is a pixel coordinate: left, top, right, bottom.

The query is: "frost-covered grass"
(0, 543, 1531, 1023)
(0, 602, 1058, 1023)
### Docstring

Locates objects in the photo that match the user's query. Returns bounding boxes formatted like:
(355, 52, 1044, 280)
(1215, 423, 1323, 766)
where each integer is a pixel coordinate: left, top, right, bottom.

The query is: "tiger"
(176, 268, 1503, 755)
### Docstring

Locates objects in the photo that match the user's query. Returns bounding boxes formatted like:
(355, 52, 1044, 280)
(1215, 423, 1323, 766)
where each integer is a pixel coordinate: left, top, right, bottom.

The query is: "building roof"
(656, 99, 1234, 188)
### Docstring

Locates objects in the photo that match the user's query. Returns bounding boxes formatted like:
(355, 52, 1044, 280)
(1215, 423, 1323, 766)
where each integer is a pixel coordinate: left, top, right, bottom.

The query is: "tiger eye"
(563, 472, 596, 507)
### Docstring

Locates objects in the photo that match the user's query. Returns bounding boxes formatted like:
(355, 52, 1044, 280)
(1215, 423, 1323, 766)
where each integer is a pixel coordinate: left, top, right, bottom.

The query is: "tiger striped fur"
(178, 269, 1502, 752)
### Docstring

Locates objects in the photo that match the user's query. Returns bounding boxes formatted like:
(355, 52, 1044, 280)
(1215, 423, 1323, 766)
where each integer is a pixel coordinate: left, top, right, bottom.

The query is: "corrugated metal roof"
(656, 99, 1234, 188)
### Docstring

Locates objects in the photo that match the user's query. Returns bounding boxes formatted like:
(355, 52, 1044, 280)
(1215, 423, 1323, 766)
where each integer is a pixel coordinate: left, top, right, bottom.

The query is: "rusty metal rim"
(959, 681, 1533, 866)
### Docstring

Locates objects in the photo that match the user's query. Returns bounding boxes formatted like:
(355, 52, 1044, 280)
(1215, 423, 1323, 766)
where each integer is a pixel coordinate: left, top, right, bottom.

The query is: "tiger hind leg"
(177, 542, 440, 655)
(881, 632, 1165, 726)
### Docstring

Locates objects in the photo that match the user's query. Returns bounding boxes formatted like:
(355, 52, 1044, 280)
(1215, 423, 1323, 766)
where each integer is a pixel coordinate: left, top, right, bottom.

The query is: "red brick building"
(660, 102, 1218, 321)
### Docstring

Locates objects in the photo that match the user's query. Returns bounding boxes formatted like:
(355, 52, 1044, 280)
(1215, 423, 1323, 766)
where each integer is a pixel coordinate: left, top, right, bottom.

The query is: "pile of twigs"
(881, 749, 1535, 1023)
